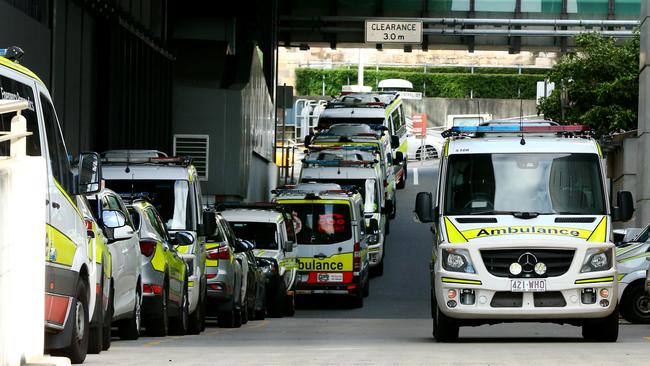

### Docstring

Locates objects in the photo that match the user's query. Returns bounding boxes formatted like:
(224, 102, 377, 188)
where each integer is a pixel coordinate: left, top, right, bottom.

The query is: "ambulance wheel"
(118, 285, 141, 340)
(433, 297, 459, 342)
(51, 280, 89, 364)
(385, 218, 390, 235)
(620, 282, 650, 324)
(582, 309, 619, 342)
(390, 197, 397, 220)
(371, 259, 384, 277)
(217, 309, 236, 328)
(254, 306, 267, 320)
(350, 292, 364, 308)
(233, 306, 243, 328)
(169, 285, 189, 335)
(188, 288, 205, 335)
(101, 286, 113, 350)
(284, 293, 296, 317)
(87, 309, 103, 354)
(362, 276, 370, 297)
(240, 298, 249, 325)
(269, 281, 287, 318)
(146, 284, 169, 337)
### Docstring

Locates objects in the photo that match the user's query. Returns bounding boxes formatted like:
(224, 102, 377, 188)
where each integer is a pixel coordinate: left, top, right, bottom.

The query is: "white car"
(86, 189, 143, 338)
(407, 129, 445, 160)
(617, 224, 650, 323)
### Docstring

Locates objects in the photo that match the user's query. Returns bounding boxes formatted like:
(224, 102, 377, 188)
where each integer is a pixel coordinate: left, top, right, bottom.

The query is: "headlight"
(441, 248, 475, 274)
(581, 248, 613, 273)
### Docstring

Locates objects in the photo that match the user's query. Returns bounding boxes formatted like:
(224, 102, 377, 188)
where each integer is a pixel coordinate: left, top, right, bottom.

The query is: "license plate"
(317, 273, 343, 283)
(511, 279, 546, 292)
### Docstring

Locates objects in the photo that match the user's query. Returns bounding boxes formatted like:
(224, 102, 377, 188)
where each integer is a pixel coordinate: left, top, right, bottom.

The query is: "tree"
(538, 32, 639, 137)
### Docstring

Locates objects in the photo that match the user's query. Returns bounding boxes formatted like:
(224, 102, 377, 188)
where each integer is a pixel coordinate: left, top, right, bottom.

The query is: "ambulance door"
(39, 90, 86, 266)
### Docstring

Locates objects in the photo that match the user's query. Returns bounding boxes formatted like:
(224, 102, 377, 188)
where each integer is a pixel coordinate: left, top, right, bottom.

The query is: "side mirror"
(613, 191, 634, 222)
(284, 240, 295, 252)
(174, 231, 195, 246)
(304, 134, 313, 147)
(390, 135, 400, 149)
(78, 152, 101, 194)
(394, 151, 404, 164)
(109, 225, 133, 243)
(202, 211, 217, 237)
(368, 218, 379, 234)
(415, 192, 437, 223)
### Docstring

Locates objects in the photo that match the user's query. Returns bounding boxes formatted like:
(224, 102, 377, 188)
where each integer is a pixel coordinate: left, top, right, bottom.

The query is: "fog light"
(581, 288, 596, 304)
(599, 288, 609, 298)
(534, 262, 547, 276)
(460, 289, 476, 305)
(447, 289, 457, 299)
(509, 262, 522, 275)
(600, 299, 609, 307)
(447, 300, 457, 308)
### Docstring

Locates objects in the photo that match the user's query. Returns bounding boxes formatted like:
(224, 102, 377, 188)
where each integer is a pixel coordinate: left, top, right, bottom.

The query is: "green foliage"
(538, 32, 640, 136)
(295, 68, 540, 99)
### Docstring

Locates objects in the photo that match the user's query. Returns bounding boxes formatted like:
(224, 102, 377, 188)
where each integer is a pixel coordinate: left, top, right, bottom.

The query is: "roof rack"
(325, 92, 399, 110)
(101, 150, 192, 166)
(271, 186, 360, 198)
(306, 145, 379, 153)
(442, 124, 592, 138)
(217, 201, 289, 213)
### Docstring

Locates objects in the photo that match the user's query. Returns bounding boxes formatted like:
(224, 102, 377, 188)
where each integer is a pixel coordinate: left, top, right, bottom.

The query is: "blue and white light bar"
(449, 125, 588, 134)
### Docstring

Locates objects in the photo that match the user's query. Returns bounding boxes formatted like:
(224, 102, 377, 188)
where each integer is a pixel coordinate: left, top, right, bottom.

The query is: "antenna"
(519, 94, 526, 145)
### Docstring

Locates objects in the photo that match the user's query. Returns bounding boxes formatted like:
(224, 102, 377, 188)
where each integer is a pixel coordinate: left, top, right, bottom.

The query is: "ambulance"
(316, 92, 408, 189)
(1, 48, 103, 363)
(306, 124, 398, 219)
(616, 223, 650, 323)
(299, 146, 388, 275)
(415, 124, 634, 342)
(272, 183, 373, 307)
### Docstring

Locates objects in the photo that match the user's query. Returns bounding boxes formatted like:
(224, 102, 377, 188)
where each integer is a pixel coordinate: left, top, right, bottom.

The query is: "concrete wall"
(606, 133, 640, 228)
(403, 97, 539, 127)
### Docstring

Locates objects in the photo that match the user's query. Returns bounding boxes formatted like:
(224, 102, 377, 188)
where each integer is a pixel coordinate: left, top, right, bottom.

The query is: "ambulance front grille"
(480, 249, 575, 278)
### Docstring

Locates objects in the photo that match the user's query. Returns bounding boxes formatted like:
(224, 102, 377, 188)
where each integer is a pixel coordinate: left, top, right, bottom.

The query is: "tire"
(385, 217, 390, 235)
(362, 276, 370, 298)
(283, 293, 296, 317)
(389, 197, 397, 220)
(240, 298, 249, 325)
(371, 259, 384, 277)
(146, 284, 169, 337)
(619, 283, 650, 324)
(188, 289, 205, 335)
(218, 297, 242, 328)
(102, 286, 113, 351)
(169, 285, 189, 335)
(51, 280, 89, 364)
(118, 286, 141, 340)
(88, 277, 104, 355)
(254, 307, 267, 320)
(582, 309, 619, 342)
(269, 280, 287, 317)
(350, 292, 364, 308)
(433, 291, 459, 342)
(233, 307, 243, 328)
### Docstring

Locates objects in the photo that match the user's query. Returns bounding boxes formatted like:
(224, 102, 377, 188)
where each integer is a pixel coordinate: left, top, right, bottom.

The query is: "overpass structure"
(1, 0, 648, 214)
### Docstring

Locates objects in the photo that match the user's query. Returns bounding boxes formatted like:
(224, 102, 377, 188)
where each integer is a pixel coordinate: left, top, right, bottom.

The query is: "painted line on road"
(413, 168, 419, 186)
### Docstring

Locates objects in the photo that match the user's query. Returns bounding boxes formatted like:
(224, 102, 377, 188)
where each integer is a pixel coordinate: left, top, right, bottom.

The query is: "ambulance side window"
(41, 94, 72, 193)
(0, 75, 40, 156)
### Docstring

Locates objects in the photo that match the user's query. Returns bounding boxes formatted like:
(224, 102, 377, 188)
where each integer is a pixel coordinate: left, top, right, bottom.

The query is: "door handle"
(52, 202, 61, 209)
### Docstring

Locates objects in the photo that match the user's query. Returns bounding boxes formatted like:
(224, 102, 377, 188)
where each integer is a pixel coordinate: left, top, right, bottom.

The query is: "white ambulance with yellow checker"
(272, 183, 374, 308)
(415, 124, 634, 342)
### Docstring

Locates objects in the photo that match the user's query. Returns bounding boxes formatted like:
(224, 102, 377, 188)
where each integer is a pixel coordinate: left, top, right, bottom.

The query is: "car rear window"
(230, 222, 278, 250)
(283, 203, 352, 245)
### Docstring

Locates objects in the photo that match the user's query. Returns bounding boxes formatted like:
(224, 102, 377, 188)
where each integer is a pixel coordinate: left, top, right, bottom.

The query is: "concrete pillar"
(638, 1, 650, 226)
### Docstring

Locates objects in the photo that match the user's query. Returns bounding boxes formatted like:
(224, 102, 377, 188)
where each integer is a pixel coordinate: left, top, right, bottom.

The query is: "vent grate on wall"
(173, 134, 209, 180)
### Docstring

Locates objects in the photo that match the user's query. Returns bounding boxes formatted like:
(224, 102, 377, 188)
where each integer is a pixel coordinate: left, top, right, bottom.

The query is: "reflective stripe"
(441, 277, 482, 285)
(444, 217, 468, 243)
(619, 252, 650, 263)
(596, 142, 603, 158)
(443, 140, 449, 157)
(618, 273, 626, 281)
(0, 56, 43, 83)
(205, 243, 220, 267)
(188, 281, 195, 287)
(587, 217, 607, 242)
(46, 224, 76, 266)
(277, 199, 351, 205)
(575, 276, 615, 284)
(150, 241, 166, 272)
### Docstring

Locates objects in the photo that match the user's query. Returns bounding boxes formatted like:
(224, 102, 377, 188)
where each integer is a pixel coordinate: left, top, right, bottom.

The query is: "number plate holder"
(510, 279, 546, 292)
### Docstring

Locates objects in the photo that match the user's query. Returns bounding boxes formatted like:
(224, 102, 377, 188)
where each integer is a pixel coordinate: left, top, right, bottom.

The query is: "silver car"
(204, 212, 244, 328)
(128, 200, 192, 336)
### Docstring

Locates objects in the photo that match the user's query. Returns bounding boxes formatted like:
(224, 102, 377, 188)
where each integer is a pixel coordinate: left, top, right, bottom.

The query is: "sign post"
(412, 114, 427, 162)
(365, 20, 423, 44)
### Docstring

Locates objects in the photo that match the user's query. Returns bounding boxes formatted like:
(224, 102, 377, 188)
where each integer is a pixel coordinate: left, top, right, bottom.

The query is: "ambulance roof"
(220, 209, 284, 224)
(447, 136, 599, 155)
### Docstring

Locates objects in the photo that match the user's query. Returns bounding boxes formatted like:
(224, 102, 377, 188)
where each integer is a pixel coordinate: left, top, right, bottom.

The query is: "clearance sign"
(365, 20, 423, 44)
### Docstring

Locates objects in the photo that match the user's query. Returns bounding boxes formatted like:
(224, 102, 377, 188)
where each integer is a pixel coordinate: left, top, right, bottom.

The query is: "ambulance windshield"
(444, 153, 606, 216)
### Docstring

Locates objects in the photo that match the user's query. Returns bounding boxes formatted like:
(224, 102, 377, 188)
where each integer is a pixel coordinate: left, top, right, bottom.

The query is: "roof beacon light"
(448, 124, 589, 135)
